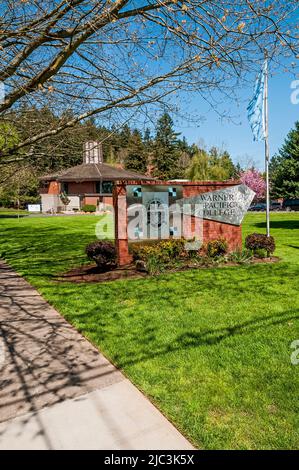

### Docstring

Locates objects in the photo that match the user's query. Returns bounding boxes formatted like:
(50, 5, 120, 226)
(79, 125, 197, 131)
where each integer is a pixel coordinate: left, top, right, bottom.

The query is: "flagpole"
(264, 53, 270, 237)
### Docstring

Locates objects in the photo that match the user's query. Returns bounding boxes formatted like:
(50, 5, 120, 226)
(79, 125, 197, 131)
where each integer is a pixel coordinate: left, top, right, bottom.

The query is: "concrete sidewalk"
(0, 261, 193, 450)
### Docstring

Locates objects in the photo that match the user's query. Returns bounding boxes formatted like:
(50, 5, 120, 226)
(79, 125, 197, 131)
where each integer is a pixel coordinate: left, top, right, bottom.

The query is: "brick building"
(39, 142, 154, 212)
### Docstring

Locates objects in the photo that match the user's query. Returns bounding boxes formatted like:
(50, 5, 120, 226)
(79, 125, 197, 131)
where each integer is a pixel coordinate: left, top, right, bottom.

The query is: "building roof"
(40, 163, 155, 182)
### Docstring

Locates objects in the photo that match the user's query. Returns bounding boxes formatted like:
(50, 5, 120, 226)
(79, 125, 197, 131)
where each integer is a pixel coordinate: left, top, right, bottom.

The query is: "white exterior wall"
(41, 194, 81, 212)
(67, 196, 80, 210)
(41, 194, 60, 213)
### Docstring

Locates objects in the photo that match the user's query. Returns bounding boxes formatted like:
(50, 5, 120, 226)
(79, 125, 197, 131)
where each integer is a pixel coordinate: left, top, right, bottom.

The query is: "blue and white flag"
(247, 61, 267, 141)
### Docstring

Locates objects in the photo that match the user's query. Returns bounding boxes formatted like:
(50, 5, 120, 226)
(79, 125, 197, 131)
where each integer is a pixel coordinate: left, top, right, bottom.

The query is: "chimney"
(83, 141, 103, 164)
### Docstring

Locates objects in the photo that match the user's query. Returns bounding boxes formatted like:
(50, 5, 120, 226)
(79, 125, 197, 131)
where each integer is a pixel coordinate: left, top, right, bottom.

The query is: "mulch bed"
(56, 256, 280, 283)
(57, 264, 147, 283)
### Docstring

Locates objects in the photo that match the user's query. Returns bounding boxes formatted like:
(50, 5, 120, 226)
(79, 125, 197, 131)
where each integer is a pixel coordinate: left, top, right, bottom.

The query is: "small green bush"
(82, 204, 96, 213)
(202, 238, 228, 258)
(85, 240, 116, 270)
(245, 233, 275, 257)
(130, 238, 186, 263)
(146, 254, 166, 275)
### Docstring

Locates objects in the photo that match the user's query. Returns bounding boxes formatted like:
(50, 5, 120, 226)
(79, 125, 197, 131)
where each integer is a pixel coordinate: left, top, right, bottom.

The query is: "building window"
(61, 182, 69, 194)
(96, 181, 113, 194)
(102, 181, 113, 194)
(95, 182, 101, 193)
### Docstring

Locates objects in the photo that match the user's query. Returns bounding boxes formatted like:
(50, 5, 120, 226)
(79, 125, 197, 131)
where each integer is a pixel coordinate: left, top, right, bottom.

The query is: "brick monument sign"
(113, 180, 255, 266)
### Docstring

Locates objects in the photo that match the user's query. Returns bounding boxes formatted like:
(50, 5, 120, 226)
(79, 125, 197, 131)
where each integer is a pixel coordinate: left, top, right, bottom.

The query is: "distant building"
(39, 141, 154, 212)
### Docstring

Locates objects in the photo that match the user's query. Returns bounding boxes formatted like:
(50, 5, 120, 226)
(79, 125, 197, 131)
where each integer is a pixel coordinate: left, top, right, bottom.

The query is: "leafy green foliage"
(0, 164, 40, 208)
(202, 238, 228, 258)
(130, 238, 186, 264)
(270, 121, 299, 198)
(81, 204, 96, 212)
(186, 147, 237, 181)
(0, 213, 299, 449)
(0, 122, 19, 153)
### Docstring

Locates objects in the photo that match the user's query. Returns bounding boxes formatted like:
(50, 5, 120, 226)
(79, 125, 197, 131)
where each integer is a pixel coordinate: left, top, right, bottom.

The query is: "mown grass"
(0, 212, 299, 449)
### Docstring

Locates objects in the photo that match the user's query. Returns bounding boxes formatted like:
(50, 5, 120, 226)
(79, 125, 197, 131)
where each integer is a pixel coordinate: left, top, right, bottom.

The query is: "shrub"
(130, 238, 186, 263)
(82, 204, 96, 213)
(228, 249, 253, 264)
(245, 233, 275, 257)
(202, 238, 228, 258)
(85, 241, 116, 270)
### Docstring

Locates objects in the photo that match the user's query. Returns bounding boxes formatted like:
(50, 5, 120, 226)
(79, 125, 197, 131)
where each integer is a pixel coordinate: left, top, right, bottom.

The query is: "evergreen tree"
(125, 129, 147, 174)
(233, 162, 242, 178)
(207, 147, 236, 180)
(119, 124, 131, 148)
(143, 128, 153, 149)
(270, 121, 299, 198)
(153, 113, 180, 179)
(219, 151, 236, 179)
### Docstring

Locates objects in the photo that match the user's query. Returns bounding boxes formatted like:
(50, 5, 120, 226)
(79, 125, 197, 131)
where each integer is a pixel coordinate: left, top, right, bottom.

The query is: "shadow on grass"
(0, 214, 28, 219)
(253, 220, 299, 230)
(71, 304, 299, 369)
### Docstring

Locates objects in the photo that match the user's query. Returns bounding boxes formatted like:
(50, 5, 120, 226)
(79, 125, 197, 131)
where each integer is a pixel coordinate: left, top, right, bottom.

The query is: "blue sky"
(176, 68, 299, 170)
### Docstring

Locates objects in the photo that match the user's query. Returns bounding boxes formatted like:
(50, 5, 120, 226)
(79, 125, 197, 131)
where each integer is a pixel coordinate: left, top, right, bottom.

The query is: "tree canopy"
(0, 0, 298, 163)
(270, 121, 299, 199)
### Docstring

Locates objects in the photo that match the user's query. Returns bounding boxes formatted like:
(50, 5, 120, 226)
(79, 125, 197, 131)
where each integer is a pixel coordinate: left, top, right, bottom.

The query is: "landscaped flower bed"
(57, 235, 279, 282)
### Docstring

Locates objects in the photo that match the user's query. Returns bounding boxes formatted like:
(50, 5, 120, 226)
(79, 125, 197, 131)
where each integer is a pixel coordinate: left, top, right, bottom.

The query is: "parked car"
(283, 199, 299, 211)
(270, 201, 282, 211)
(248, 203, 267, 211)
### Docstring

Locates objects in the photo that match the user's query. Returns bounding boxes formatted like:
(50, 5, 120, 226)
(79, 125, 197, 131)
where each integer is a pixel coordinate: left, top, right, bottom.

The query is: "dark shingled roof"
(40, 163, 155, 182)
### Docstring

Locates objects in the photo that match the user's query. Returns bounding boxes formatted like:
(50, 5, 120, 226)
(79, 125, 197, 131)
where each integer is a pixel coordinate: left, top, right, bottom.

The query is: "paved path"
(0, 261, 193, 450)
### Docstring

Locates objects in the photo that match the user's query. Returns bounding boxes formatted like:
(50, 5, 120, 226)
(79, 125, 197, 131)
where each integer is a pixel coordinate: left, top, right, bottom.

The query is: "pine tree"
(219, 151, 236, 179)
(125, 129, 147, 174)
(143, 128, 153, 149)
(153, 113, 180, 179)
(270, 121, 299, 198)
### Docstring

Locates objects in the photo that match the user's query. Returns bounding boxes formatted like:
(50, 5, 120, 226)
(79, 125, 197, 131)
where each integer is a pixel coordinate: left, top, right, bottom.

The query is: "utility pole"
(264, 52, 270, 237)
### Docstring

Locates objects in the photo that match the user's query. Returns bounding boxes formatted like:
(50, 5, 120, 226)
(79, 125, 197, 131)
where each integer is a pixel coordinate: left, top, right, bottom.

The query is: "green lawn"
(0, 207, 29, 217)
(0, 212, 299, 449)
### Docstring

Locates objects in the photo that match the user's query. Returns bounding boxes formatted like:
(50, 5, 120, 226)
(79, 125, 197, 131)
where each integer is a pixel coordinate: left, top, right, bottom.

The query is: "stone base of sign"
(113, 180, 244, 267)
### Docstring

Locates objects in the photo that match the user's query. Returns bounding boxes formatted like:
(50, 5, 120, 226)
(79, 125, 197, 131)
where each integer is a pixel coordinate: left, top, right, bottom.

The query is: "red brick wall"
(48, 181, 60, 195)
(113, 183, 132, 266)
(68, 182, 95, 194)
(84, 196, 99, 206)
(182, 182, 242, 251)
(114, 180, 243, 266)
(103, 196, 113, 206)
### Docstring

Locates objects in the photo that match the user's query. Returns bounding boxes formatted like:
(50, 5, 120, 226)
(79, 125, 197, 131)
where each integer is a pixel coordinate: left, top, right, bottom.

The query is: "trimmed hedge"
(82, 204, 96, 213)
(85, 240, 116, 269)
(130, 239, 186, 263)
(245, 233, 275, 256)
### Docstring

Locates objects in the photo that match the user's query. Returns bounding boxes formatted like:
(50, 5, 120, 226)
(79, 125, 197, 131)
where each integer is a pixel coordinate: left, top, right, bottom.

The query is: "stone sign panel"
(126, 183, 255, 241)
(177, 184, 255, 226)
